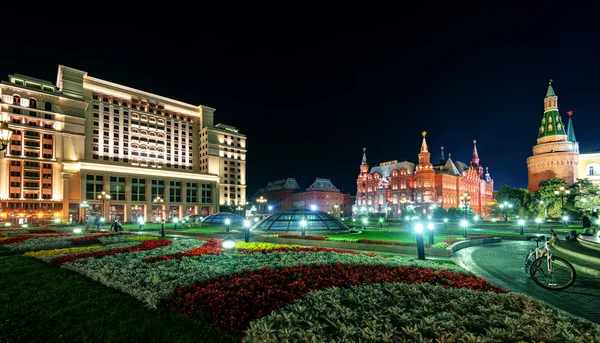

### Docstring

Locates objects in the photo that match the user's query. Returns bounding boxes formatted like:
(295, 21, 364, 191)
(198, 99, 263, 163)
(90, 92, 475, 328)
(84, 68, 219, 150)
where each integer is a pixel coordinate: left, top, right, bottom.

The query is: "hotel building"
(0, 65, 246, 223)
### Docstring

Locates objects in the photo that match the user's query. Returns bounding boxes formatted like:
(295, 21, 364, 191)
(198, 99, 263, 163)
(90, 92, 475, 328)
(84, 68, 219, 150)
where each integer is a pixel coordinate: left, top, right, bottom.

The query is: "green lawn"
(0, 256, 229, 343)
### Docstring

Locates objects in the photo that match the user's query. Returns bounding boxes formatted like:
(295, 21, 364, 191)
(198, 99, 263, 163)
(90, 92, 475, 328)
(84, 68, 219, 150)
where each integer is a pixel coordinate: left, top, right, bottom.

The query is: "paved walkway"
(454, 241, 600, 324)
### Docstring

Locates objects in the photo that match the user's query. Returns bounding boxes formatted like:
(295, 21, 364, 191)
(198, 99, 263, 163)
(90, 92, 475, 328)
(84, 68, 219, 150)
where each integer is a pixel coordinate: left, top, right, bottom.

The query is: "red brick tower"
(471, 140, 484, 176)
(414, 131, 436, 204)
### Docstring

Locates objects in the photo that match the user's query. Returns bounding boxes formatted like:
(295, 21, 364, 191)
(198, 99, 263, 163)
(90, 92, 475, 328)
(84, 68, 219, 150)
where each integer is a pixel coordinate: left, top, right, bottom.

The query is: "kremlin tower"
(527, 80, 579, 192)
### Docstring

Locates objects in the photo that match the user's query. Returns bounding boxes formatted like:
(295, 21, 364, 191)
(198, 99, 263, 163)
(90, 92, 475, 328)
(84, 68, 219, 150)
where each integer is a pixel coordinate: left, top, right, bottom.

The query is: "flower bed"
(166, 264, 506, 337)
(356, 238, 432, 248)
(68, 233, 125, 245)
(0, 233, 72, 245)
(244, 282, 600, 343)
(278, 234, 327, 240)
(24, 242, 140, 262)
(52, 239, 172, 266)
(144, 238, 221, 263)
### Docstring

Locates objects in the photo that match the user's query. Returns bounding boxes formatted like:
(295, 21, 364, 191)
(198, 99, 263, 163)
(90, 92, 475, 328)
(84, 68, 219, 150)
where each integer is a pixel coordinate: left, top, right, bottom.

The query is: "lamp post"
(244, 219, 251, 242)
(379, 218, 383, 228)
(414, 223, 425, 260)
(473, 215, 479, 228)
(554, 186, 571, 216)
(518, 219, 525, 235)
(362, 217, 367, 229)
(539, 200, 547, 219)
(173, 217, 179, 231)
(137, 217, 145, 230)
(443, 218, 448, 229)
(460, 219, 468, 238)
(267, 205, 273, 213)
(257, 196, 267, 214)
(225, 218, 231, 233)
(334, 204, 340, 218)
(80, 201, 90, 230)
(427, 222, 434, 245)
(0, 121, 13, 152)
(300, 218, 307, 237)
(97, 191, 111, 222)
(154, 196, 165, 237)
(459, 192, 471, 222)
(499, 201, 512, 221)
(535, 217, 542, 231)
(562, 215, 569, 227)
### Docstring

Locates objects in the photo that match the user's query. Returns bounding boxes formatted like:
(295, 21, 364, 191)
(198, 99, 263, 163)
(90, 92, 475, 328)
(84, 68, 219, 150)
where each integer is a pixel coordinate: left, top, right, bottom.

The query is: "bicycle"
(523, 229, 576, 290)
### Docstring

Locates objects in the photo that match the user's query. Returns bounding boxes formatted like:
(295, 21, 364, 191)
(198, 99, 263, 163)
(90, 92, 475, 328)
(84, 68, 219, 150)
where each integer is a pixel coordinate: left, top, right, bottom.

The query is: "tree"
(446, 207, 462, 220)
(535, 178, 571, 218)
(572, 179, 600, 217)
(431, 205, 447, 219)
(491, 185, 528, 219)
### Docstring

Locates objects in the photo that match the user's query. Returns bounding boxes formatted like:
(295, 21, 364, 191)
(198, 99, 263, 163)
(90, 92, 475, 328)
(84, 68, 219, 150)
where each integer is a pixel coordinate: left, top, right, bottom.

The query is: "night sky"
(3, 4, 600, 197)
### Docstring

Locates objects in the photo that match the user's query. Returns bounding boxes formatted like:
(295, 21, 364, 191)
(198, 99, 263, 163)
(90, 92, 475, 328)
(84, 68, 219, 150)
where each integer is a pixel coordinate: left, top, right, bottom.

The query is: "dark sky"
(3, 4, 600, 197)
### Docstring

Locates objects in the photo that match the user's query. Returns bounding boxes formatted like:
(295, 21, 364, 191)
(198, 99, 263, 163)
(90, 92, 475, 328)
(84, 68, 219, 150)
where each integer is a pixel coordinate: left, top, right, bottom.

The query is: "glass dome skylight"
(251, 209, 349, 232)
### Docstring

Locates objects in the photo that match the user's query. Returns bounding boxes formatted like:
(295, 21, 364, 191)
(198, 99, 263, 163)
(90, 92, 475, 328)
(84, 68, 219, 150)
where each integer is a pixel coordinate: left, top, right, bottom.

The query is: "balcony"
(23, 175, 40, 180)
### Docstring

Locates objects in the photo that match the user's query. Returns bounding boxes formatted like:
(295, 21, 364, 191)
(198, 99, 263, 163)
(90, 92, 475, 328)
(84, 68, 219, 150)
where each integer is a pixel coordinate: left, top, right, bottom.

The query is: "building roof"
(264, 178, 300, 192)
(566, 115, 577, 143)
(546, 82, 556, 97)
(307, 178, 339, 191)
(581, 148, 600, 155)
(370, 161, 415, 177)
(438, 157, 461, 175)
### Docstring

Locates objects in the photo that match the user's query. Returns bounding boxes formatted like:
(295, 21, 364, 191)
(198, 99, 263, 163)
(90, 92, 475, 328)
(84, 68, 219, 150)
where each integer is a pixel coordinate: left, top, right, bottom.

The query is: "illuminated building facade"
(0, 65, 245, 223)
(355, 132, 494, 217)
(253, 178, 351, 217)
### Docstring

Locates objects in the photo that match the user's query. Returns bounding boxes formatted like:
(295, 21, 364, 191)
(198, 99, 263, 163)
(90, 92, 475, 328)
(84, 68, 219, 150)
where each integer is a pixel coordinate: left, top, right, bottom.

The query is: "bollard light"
(414, 223, 425, 260)
(460, 219, 468, 238)
(225, 218, 231, 233)
(562, 215, 569, 222)
(138, 217, 145, 229)
(535, 217, 542, 230)
(222, 237, 235, 250)
(300, 219, 307, 237)
(427, 222, 435, 245)
(173, 217, 179, 231)
(310, 204, 317, 211)
(362, 217, 368, 229)
(427, 215, 432, 220)
(405, 215, 410, 221)
(73, 228, 82, 234)
(518, 219, 525, 235)
(244, 219, 251, 242)
(379, 218, 383, 228)
(443, 217, 448, 229)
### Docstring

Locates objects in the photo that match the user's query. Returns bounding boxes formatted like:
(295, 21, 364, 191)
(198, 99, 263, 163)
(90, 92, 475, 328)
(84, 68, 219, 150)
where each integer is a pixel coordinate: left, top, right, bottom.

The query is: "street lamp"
(562, 215, 569, 226)
(137, 217, 145, 229)
(267, 205, 273, 213)
(225, 218, 231, 233)
(379, 218, 383, 228)
(300, 218, 307, 237)
(310, 204, 317, 211)
(154, 196, 165, 237)
(362, 217, 367, 229)
(460, 219, 468, 238)
(499, 201, 513, 221)
(244, 219, 251, 242)
(518, 219, 525, 235)
(0, 121, 13, 152)
(554, 186, 571, 216)
(443, 218, 448, 229)
(459, 193, 471, 222)
(97, 191, 111, 222)
(535, 217, 542, 231)
(257, 196, 267, 214)
(427, 222, 434, 245)
(414, 223, 425, 260)
(334, 204, 340, 218)
(173, 217, 179, 231)
(473, 215, 479, 228)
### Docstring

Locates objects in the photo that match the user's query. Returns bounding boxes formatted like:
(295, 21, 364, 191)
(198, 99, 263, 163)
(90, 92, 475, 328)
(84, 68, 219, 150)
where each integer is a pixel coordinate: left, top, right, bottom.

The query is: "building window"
(44, 102, 52, 111)
(131, 178, 146, 202)
(151, 179, 164, 198)
(110, 176, 126, 201)
(186, 182, 197, 203)
(170, 181, 181, 203)
(85, 174, 104, 200)
(201, 183, 212, 203)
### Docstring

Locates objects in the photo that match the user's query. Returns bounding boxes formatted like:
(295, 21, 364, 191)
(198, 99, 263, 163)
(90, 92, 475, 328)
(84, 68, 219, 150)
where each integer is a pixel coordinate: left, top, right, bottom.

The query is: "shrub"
(278, 234, 328, 240)
(52, 239, 172, 266)
(166, 264, 505, 338)
(244, 282, 600, 343)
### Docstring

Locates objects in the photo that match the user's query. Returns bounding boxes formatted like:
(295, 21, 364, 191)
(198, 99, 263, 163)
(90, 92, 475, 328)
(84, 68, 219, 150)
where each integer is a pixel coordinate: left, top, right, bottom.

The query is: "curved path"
(454, 241, 600, 324)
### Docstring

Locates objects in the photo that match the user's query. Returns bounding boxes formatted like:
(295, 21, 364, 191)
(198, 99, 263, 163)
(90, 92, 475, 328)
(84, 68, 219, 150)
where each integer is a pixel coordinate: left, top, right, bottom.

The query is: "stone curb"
(553, 242, 600, 265)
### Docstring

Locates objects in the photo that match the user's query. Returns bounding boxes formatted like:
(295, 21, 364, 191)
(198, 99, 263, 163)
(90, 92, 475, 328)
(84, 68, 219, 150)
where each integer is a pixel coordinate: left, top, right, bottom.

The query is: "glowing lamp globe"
(300, 219, 307, 228)
(225, 218, 231, 225)
(244, 220, 250, 228)
(443, 218, 448, 223)
(535, 218, 542, 224)
(222, 238, 235, 250)
(518, 219, 525, 226)
(414, 223, 424, 233)
(427, 223, 434, 230)
(362, 218, 367, 225)
(73, 228, 82, 234)
(460, 220, 468, 227)
(310, 204, 317, 211)
(562, 216, 569, 222)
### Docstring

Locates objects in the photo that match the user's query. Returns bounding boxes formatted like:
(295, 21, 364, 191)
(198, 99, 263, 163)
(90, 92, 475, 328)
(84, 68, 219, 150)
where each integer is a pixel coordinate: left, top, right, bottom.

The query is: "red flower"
(165, 264, 508, 338)
(68, 233, 124, 245)
(144, 239, 222, 263)
(52, 239, 172, 266)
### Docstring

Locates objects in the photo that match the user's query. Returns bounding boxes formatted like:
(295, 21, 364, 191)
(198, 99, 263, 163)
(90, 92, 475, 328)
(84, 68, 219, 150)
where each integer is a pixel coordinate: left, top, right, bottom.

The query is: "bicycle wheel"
(523, 249, 536, 277)
(530, 256, 576, 290)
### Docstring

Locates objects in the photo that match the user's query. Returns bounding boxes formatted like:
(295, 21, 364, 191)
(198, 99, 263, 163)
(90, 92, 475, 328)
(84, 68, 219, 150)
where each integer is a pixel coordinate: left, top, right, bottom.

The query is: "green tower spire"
(566, 110, 577, 142)
(538, 80, 566, 139)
